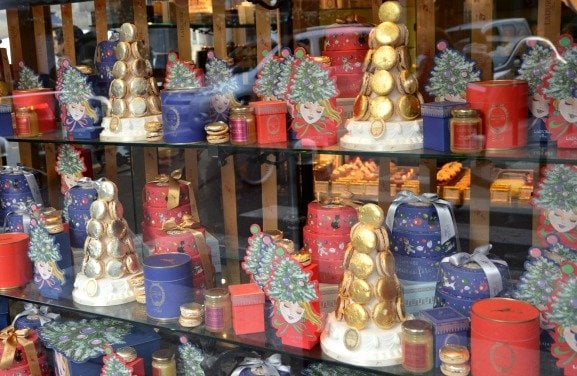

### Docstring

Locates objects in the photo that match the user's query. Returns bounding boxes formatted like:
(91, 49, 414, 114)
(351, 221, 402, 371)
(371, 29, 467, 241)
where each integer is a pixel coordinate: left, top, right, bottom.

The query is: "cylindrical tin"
(471, 298, 540, 376)
(161, 88, 211, 143)
(143, 253, 194, 321)
(0, 233, 32, 290)
(466, 80, 528, 150)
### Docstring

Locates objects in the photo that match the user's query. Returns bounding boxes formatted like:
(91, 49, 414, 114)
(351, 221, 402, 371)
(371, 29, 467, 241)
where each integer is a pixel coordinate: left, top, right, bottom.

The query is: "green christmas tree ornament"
(164, 52, 202, 90)
(56, 144, 87, 176)
(533, 164, 577, 212)
(518, 43, 554, 95)
(266, 257, 318, 303)
(28, 223, 62, 263)
(177, 339, 204, 376)
(17, 61, 43, 90)
(543, 35, 577, 101)
(57, 60, 95, 105)
(205, 52, 238, 95)
(287, 51, 337, 105)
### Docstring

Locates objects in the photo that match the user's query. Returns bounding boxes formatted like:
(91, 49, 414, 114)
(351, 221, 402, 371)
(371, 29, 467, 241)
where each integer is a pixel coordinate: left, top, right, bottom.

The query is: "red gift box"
(228, 283, 265, 335)
(334, 73, 363, 98)
(249, 100, 288, 144)
(0, 327, 51, 376)
(0, 233, 31, 290)
(471, 298, 540, 376)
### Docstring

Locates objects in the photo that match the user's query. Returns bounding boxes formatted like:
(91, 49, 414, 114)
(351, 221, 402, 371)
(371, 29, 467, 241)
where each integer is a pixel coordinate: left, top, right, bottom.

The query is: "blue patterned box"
(400, 278, 436, 315)
(0, 297, 8, 328)
(419, 306, 470, 367)
(0, 103, 13, 137)
(40, 318, 160, 376)
(422, 101, 463, 152)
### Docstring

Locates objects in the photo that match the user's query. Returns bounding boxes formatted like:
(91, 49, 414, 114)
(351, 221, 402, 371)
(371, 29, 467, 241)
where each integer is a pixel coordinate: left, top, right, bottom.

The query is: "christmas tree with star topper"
(177, 337, 204, 376)
(254, 50, 282, 100)
(164, 52, 202, 90)
(17, 61, 43, 90)
(100, 345, 133, 376)
(425, 40, 481, 102)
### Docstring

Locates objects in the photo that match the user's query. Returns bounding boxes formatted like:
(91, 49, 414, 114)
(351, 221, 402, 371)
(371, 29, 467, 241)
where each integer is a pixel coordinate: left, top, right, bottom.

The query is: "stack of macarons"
(204, 121, 229, 144)
(179, 302, 204, 327)
(144, 121, 163, 141)
(439, 344, 470, 376)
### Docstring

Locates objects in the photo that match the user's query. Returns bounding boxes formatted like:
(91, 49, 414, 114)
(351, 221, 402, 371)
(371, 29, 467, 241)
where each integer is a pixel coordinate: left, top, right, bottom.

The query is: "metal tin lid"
(205, 287, 230, 301)
(451, 108, 479, 118)
(402, 319, 433, 335)
(152, 349, 174, 362)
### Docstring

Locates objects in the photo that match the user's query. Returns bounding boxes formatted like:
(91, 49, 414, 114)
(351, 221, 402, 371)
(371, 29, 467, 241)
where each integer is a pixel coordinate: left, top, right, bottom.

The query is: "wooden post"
(416, 0, 435, 99)
(419, 158, 437, 194)
(212, 0, 228, 58)
(133, 0, 149, 46)
(44, 144, 60, 209)
(221, 155, 241, 284)
(469, 159, 492, 250)
(174, 0, 193, 61)
(470, 0, 493, 81)
(378, 157, 392, 210)
(537, 0, 561, 41)
(61, 3, 76, 66)
(31, 5, 51, 75)
(262, 154, 278, 232)
(93, 0, 108, 42)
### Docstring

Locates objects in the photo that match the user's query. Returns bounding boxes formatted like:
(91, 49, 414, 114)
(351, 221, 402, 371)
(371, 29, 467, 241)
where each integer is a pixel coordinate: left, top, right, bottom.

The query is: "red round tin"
(470, 298, 540, 376)
(0, 232, 32, 290)
(466, 80, 528, 150)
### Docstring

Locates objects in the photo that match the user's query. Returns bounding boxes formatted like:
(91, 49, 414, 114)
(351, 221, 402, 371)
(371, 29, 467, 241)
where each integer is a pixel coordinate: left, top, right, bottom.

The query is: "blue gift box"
(0, 103, 13, 137)
(422, 102, 463, 152)
(418, 306, 470, 368)
(0, 297, 8, 328)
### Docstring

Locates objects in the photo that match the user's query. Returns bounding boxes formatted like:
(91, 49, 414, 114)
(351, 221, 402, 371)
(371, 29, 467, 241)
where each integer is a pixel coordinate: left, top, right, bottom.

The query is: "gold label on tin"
(84, 278, 99, 297)
(344, 328, 361, 351)
(370, 119, 385, 139)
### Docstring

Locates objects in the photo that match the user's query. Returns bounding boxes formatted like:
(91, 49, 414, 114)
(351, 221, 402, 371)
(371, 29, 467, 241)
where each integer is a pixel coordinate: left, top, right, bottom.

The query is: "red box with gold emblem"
(466, 80, 528, 150)
(249, 100, 287, 144)
(470, 298, 540, 376)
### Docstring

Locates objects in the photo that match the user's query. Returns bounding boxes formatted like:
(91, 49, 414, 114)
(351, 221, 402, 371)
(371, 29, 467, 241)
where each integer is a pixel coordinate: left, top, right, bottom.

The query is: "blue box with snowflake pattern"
(422, 101, 463, 152)
(40, 318, 160, 376)
(419, 306, 470, 367)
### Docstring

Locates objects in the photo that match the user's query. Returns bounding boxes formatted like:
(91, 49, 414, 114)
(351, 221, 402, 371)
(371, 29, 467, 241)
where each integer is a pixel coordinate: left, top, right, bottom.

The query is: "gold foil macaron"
(149, 77, 160, 95)
(86, 238, 105, 259)
(108, 200, 124, 220)
(131, 40, 147, 59)
(372, 301, 397, 329)
(106, 259, 125, 279)
(339, 270, 353, 297)
(110, 79, 127, 98)
(396, 46, 411, 70)
(397, 70, 418, 95)
(344, 302, 369, 330)
(125, 253, 141, 274)
(397, 94, 421, 120)
(375, 22, 400, 46)
(351, 224, 377, 253)
(369, 96, 394, 121)
(349, 252, 374, 279)
(362, 49, 375, 72)
(129, 77, 148, 96)
(115, 41, 131, 61)
(375, 276, 399, 301)
(377, 249, 396, 277)
(439, 344, 470, 365)
(110, 98, 127, 117)
(112, 61, 128, 79)
(119, 23, 137, 43)
(90, 199, 108, 220)
(128, 96, 148, 117)
(131, 59, 149, 78)
(353, 94, 370, 121)
(86, 219, 104, 239)
(84, 258, 104, 279)
(107, 238, 127, 259)
(373, 45, 398, 70)
(350, 278, 372, 305)
(371, 69, 395, 96)
(147, 96, 162, 114)
(108, 218, 128, 239)
(335, 295, 347, 321)
(97, 180, 118, 202)
(379, 1, 402, 23)
(358, 203, 385, 228)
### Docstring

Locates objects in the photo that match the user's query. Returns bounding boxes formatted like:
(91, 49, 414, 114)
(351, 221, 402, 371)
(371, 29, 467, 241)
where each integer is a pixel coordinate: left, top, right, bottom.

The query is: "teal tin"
(143, 253, 194, 321)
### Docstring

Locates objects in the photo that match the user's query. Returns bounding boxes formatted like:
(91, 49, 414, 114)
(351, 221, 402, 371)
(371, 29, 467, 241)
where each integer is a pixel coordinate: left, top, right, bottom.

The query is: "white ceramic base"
(72, 273, 135, 306)
(100, 114, 162, 142)
(320, 312, 403, 367)
(340, 118, 423, 151)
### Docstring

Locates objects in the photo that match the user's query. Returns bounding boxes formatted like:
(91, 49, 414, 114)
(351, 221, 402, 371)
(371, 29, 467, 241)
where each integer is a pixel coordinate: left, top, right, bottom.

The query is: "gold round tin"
(115, 41, 131, 61)
(180, 302, 204, 318)
(107, 238, 127, 259)
(119, 23, 137, 43)
(111, 99, 127, 117)
(376, 277, 399, 301)
(379, 1, 402, 23)
(131, 40, 147, 59)
(90, 199, 108, 220)
(129, 77, 148, 96)
(147, 96, 162, 114)
(106, 259, 125, 279)
(110, 79, 127, 98)
(358, 203, 385, 228)
(344, 303, 369, 330)
(86, 238, 105, 259)
(131, 59, 149, 78)
(86, 219, 104, 239)
(128, 97, 147, 117)
(397, 94, 421, 120)
(108, 200, 124, 220)
(351, 224, 377, 253)
(353, 94, 369, 121)
(112, 61, 128, 79)
(108, 219, 127, 239)
(375, 22, 400, 46)
(371, 69, 394, 96)
(97, 181, 118, 201)
(373, 301, 397, 329)
(349, 252, 375, 279)
(350, 278, 372, 304)
(373, 45, 397, 70)
(84, 258, 103, 279)
(369, 96, 394, 120)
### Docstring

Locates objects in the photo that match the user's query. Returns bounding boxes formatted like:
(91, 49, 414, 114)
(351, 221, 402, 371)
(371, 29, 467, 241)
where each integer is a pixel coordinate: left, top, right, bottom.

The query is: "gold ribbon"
(0, 326, 42, 375)
(150, 169, 190, 210)
(162, 215, 215, 288)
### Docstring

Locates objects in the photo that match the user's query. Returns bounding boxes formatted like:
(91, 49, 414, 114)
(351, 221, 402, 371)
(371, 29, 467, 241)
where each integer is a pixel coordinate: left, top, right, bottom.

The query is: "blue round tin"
(161, 88, 211, 143)
(143, 253, 194, 320)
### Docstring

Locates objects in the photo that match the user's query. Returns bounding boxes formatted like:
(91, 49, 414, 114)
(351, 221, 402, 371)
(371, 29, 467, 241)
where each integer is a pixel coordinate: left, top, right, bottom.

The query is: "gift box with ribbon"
(12, 304, 60, 331)
(0, 326, 51, 376)
(436, 244, 510, 316)
(229, 353, 291, 376)
(64, 178, 98, 248)
(385, 190, 458, 282)
(0, 166, 45, 221)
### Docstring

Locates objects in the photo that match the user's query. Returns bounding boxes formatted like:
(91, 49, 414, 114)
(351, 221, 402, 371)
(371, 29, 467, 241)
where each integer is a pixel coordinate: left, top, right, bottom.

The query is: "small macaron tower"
(204, 121, 230, 144)
(439, 344, 470, 376)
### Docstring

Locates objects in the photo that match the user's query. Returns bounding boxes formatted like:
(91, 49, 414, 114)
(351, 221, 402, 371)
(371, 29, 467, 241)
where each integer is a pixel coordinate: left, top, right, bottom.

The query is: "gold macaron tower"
(100, 22, 163, 141)
(72, 179, 143, 306)
(340, 1, 423, 151)
(321, 203, 407, 367)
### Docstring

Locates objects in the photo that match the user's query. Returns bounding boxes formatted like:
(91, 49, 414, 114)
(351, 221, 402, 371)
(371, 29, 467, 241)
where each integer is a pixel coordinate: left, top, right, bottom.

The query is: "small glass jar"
(229, 105, 256, 145)
(204, 287, 232, 332)
(14, 107, 39, 136)
(152, 349, 176, 376)
(400, 319, 434, 373)
(450, 108, 483, 153)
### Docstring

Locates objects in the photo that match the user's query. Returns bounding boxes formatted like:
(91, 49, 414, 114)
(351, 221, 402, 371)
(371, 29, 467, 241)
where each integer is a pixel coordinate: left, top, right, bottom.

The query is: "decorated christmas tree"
(514, 255, 561, 309)
(57, 61, 95, 105)
(533, 164, 577, 212)
(425, 41, 480, 102)
(205, 53, 238, 95)
(177, 337, 204, 376)
(242, 224, 284, 290)
(56, 144, 86, 176)
(28, 223, 61, 264)
(164, 52, 202, 90)
(273, 49, 294, 100)
(266, 257, 318, 303)
(547, 262, 577, 328)
(39, 318, 132, 362)
(17, 61, 43, 90)
(101, 345, 133, 376)
(518, 43, 554, 96)
(287, 54, 337, 104)
(254, 51, 281, 100)
(543, 36, 577, 101)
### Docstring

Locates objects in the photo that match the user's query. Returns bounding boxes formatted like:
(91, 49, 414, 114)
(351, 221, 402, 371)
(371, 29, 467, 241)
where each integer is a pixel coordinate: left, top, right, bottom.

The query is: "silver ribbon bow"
(0, 165, 43, 204)
(73, 176, 96, 189)
(441, 244, 508, 297)
(230, 354, 291, 376)
(11, 303, 60, 327)
(4, 202, 33, 233)
(385, 190, 457, 245)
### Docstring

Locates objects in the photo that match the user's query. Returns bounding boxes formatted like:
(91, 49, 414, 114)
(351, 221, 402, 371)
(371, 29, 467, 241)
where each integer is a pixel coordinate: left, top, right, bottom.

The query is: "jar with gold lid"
(450, 107, 483, 153)
(204, 287, 232, 332)
(152, 349, 176, 376)
(14, 107, 39, 136)
(400, 319, 434, 373)
(229, 105, 256, 145)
